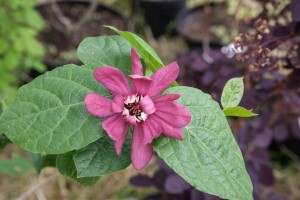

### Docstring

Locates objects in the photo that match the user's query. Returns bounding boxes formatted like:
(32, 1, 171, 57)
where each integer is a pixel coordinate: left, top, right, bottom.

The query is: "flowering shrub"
(85, 48, 191, 169)
(0, 27, 255, 199)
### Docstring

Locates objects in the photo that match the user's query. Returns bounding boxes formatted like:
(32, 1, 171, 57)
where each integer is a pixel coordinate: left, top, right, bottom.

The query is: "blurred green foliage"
(0, 152, 33, 177)
(28, 153, 56, 174)
(0, 133, 11, 150)
(0, 0, 46, 103)
(1, 95, 32, 178)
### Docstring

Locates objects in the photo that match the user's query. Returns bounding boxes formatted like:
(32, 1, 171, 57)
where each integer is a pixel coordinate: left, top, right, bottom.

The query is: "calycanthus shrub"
(0, 27, 256, 199)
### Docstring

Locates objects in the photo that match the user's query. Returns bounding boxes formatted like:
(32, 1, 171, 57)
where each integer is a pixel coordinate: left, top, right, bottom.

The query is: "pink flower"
(84, 48, 191, 170)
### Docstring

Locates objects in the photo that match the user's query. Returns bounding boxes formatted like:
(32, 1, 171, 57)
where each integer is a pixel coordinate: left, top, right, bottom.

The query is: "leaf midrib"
(223, 82, 243, 108)
(181, 97, 251, 198)
(185, 126, 251, 199)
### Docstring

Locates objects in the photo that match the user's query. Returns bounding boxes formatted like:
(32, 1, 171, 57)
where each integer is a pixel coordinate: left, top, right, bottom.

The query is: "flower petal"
(84, 93, 113, 117)
(140, 95, 156, 115)
(114, 123, 130, 156)
(125, 115, 137, 125)
(152, 115, 183, 140)
(111, 95, 125, 113)
(131, 48, 143, 75)
(153, 94, 181, 103)
(129, 75, 152, 96)
(148, 62, 179, 97)
(94, 67, 131, 96)
(163, 126, 183, 140)
(131, 124, 153, 170)
(141, 116, 162, 144)
(154, 101, 191, 128)
(102, 114, 129, 155)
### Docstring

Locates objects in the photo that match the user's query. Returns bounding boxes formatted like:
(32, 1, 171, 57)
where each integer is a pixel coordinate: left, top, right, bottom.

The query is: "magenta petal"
(131, 124, 153, 170)
(102, 114, 129, 149)
(153, 94, 181, 103)
(141, 116, 162, 144)
(163, 126, 183, 140)
(154, 101, 191, 128)
(140, 95, 156, 115)
(148, 62, 179, 97)
(114, 122, 130, 156)
(152, 115, 183, 140)
(125, 115, 137, 125)
(131, 48, 143, 75)
(129, 75, 152, 96)
(84, 93, 113, 117)
(111, 95, 124, 113)
(94, 67, 131, 96)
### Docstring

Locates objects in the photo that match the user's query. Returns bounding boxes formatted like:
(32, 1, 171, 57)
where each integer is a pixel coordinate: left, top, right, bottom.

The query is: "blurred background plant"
(0, 0, 46, 103)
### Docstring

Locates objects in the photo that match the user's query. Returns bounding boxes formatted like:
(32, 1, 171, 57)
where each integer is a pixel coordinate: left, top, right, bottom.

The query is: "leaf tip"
(104, 25, 118, 32)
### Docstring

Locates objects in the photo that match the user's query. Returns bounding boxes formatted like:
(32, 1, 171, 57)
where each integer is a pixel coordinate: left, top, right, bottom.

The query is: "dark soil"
(37, 1, 127, 67)
(180, 3, 233, 43)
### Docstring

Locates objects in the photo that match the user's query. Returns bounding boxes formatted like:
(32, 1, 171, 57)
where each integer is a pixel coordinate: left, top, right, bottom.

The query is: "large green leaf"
(105, 26, 178, 87)
(77, 35, 132, 75)
(56, 152, 100, 186)
(224, 106, 257, 117)
(74, 134, 131, 177)
(221, 77, 244, 109)
(0, 64, 109, 154)
(153, 86, 253, 200)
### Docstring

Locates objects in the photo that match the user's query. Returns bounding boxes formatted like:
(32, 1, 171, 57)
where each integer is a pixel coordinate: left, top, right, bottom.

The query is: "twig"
(15, 172, 59, 200)
(50, 1, 73, 31)
(50, 0, 98, 34)
(34, 187, 47, 200)
(279, 145, 300, 164)
(72, 0, 98, 32)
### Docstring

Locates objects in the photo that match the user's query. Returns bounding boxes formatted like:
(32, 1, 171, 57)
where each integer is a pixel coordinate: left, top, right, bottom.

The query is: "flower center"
(122, 94, 147, 122)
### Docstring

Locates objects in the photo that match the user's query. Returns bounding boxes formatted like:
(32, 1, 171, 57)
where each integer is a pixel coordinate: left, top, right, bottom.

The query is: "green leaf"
(74, 134, 131, 177)
(105, 26, 178, 87)
(0, 64, 109, 154)
(0, 152, 33, 177)
(56, 152, 100, 186)
(105, 26, 163, 70)
(221, 77, 244, 109)
(28, 153, 57, 174)
(224, 106, 258, 117)
(153, 86, 253, 200)
(77, 35, 132, 76)
(25, 9, 45, 30)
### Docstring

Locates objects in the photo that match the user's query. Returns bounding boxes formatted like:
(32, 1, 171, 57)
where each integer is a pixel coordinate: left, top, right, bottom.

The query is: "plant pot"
(36, 0, 127, 72)
(176, 3, 232, 49)
(141, 0, 186, 38)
